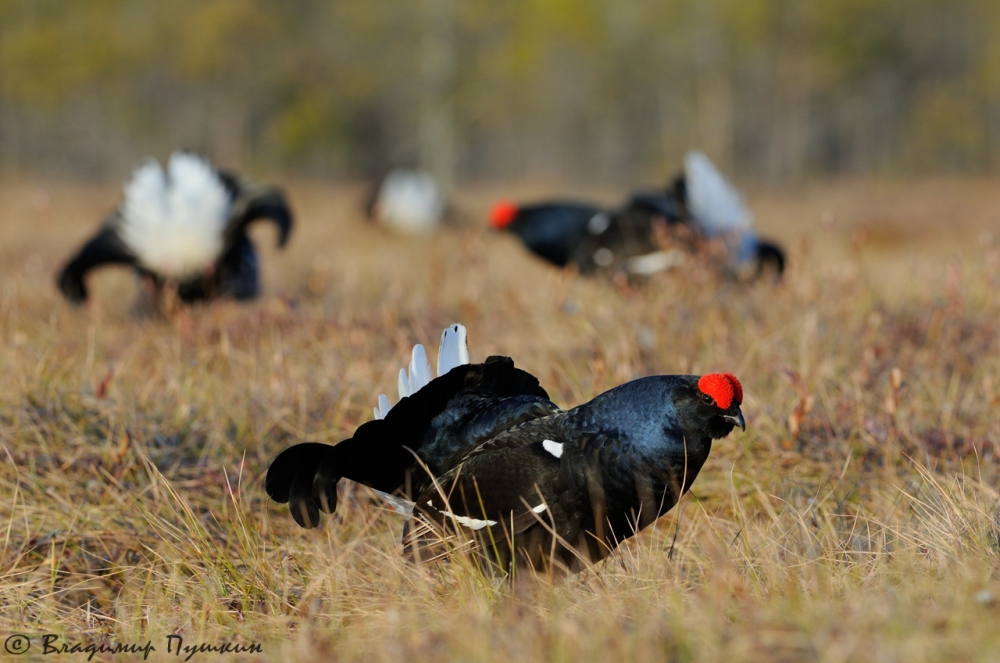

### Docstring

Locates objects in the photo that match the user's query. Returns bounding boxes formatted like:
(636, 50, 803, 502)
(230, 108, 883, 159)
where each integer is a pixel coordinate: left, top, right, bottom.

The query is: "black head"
(672, 373, 746, 440)
(568, 373, 745, 456)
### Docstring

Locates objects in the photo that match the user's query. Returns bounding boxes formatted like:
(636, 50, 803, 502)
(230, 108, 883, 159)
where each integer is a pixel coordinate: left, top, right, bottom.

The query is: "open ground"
(1, 178, 999, 662)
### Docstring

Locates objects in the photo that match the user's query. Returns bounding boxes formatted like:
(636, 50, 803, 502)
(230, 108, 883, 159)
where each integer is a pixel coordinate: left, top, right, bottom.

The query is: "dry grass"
(1, 177, 999, 662)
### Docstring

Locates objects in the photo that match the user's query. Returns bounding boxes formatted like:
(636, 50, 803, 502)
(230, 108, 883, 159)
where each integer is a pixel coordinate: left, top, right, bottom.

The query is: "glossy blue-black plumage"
(267, 352, 745, 574)
(409, 374, 744, 570)
(502, 202, 609, 267)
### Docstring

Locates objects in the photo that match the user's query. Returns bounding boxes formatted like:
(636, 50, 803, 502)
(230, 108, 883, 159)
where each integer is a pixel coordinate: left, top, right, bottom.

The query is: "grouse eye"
(701, 394, 715, 406)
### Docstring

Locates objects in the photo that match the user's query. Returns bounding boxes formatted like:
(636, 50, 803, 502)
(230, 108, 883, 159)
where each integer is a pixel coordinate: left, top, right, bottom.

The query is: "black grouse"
(365, 169, 446, 234)
(490, 200, 613, 269)
(628, 151, 786, 277)
(58, 152, 293, 306)
(491, 198, 687, 277)
(490, 151, 786, 279)
(266, 324, 745, 573)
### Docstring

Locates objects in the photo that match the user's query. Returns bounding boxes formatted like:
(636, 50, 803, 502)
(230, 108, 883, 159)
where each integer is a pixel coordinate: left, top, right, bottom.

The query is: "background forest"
(1, 0, 999, 184)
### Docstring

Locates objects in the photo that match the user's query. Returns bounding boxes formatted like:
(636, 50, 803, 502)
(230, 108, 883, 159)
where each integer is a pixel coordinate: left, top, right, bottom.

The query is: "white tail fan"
(437, 324, 469, 376)
(684, 151, 753, 238)
(409, 344, 432, 394)
(369, 324, 470, 516)
(374, 170, 445, 234)
(119, 152, 231, 278)
(373, 324, 470, 420)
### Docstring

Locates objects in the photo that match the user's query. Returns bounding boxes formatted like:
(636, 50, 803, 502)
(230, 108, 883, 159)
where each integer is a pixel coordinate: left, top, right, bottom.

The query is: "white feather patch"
(376, 394, 391, 420)
(119, 152, 230, 278)
(624, 250, 685, 275)
(408, 344, 432, 393)
(542, 440, 564, 458)
(398, 369, 410, 400)
(374, 170, 445, 234)
(587, 212, 611, 235)
(437, 324, 469, 376)
(684, 150, 753, 237)
(423, 499, 497, 530)
(451, 514, 497, 530)
(372, 325, 470, 419)
(373, 490, 415, 517)
(531, 503, 548, 513)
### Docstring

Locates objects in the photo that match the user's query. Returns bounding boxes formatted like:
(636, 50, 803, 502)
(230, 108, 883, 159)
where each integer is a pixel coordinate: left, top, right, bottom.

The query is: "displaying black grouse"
(57, 152, 293, 306)
(623, 152, 786, 277)
(365, 169, 446, 234)
(266, 325, 746, 573)
(491, 151, 786, 279)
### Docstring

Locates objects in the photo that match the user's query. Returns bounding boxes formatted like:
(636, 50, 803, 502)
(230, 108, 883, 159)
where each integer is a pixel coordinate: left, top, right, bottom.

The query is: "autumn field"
(1, 178, 999, 662)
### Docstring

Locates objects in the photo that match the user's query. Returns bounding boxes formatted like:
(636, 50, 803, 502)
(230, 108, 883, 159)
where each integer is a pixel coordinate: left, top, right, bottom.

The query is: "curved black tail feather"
(57, 224, 137, 304)
(754, 238, 786, 277)
(220, 173, 294, 249)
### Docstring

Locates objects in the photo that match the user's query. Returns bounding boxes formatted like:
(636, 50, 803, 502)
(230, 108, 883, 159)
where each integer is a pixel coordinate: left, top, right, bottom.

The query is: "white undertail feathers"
(364, 324, 550, 528)
(373, 324, 470, 420)
(119, 153, 231, 279)
(437, 324, 469, 377)
(684, 151, 753, 238)
(375, 170, 445, 234)
(371, 324, 470, 516)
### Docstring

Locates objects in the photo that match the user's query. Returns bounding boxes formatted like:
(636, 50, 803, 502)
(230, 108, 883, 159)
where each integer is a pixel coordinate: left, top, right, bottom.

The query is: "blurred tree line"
(0, 0, 998, 184)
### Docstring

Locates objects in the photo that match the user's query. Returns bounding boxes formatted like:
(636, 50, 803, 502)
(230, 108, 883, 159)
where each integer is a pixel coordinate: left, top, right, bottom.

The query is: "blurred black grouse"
(364, 168, 446, 234)
(266, 325, 746, 573)
(489, 200, 613, 270)
(58, 152, 292, 306)
(491, 150, 785, 279)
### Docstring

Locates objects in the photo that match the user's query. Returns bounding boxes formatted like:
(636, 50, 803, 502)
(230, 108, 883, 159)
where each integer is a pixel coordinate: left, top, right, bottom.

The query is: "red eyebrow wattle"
(698, 373, 742, 409)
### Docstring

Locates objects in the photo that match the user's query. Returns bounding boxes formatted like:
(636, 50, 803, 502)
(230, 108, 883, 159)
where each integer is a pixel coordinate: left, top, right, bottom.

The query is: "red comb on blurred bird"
(489, 200, 519, 230)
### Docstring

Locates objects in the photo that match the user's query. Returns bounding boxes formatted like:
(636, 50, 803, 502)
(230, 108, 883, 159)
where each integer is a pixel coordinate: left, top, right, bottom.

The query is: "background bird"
(57, 152, 293, 307)
(266, 324, 745, 574)
(365, 169, 447, 234)
(490, 200, 619, 269)
(634, 151, 787, 278)
(492, 151, 786, 279)
(491, 197, 687, 277)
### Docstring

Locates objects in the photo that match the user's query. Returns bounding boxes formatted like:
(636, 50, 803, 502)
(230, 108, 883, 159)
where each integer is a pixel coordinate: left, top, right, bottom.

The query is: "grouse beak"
(725, 410, 746, 432)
